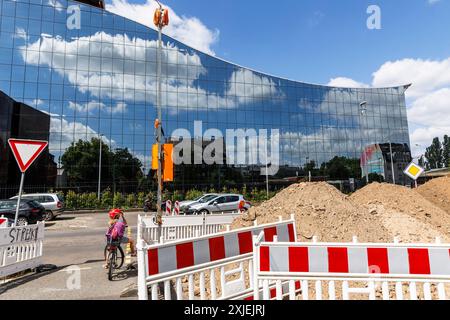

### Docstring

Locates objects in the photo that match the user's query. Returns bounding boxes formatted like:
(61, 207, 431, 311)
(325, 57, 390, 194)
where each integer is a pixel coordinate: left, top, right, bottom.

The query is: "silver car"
(10, 193, 65, 221)
(185, 194, 251, 215)
(179, 193, 218, 213)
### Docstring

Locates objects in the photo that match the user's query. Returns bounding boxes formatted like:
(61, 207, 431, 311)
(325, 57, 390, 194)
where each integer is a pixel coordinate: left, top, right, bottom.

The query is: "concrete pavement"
(0, 211, 141, 300)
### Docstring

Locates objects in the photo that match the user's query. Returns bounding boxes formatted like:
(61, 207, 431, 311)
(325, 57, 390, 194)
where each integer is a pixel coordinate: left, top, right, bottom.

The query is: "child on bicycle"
(104, 208, 136, 268)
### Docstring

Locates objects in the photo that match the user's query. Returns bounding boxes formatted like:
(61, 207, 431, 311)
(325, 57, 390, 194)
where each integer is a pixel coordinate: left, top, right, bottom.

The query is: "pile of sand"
(231, 181, 450, 243)
(350, 182, 450, 242)
(417, 176, 450, 215)
(232, 182, 391, 242)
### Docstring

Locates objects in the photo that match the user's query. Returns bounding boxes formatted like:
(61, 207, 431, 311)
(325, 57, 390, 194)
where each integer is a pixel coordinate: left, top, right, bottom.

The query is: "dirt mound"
(232, 182, 391, 242)
(350, 182, 450, 242)
(417, 176, 450, 215)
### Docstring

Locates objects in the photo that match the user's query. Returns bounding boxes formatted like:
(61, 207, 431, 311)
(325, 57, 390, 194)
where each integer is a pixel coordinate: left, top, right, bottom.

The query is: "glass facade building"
(0, 0, 411, 193)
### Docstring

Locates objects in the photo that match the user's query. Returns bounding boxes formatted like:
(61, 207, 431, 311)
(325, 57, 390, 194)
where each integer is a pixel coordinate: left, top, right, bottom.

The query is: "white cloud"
(329, 57, 450, 158)
(47, 114, 114, 153)
(21, 31, 282, 115)
(47, 0, 64, 12)
(106, 0, 219, 55)
(372, 58, 450, 99)
(428, 0, 441, 5)
(408, 88, 450, 128)
(68, 101, 128, 115)
(328, 77, 369, 88)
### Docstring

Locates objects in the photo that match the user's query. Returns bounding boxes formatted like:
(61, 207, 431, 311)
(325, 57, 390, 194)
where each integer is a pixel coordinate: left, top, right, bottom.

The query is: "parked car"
(10, 193, 65, 221)
(184, 194, 251, 215)
(0, 199, 46, 226)
(179, 193, 219, 213)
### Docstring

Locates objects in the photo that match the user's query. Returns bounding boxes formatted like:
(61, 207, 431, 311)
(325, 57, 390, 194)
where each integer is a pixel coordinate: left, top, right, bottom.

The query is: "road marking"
(58, 266, 92, 272)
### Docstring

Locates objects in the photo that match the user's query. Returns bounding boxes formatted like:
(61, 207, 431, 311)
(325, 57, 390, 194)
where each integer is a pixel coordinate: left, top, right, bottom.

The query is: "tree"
(418, 155, 426, 168)
(443, 135, 450, 168)
(61, 138, 143, 191)
(320, 157, 361, 180)
(424, 137, 443, 169)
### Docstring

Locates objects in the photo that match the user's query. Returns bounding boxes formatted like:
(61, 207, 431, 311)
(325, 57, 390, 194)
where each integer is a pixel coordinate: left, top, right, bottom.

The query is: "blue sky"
(107, 0, 450, 84)
(105, 0, 450, 159)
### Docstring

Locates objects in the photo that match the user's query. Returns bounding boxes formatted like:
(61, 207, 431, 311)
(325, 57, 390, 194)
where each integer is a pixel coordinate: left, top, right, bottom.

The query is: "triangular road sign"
(8, 139, 48, 173)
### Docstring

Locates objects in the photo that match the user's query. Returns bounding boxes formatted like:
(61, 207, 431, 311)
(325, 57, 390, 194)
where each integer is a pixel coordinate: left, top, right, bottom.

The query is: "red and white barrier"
(258, 244, 450, 277)
(0, 216, 8, 228)
(253, 238, 450, 300)
(137, 215, 297, 300)
(172, 201, 180, 216)
(165, 200, 172, 216)
(146, 220, 295, 276)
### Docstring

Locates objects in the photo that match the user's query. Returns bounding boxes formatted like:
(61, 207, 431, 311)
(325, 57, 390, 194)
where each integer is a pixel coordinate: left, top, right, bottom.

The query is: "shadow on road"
(110, 263, 138, 282)
(0, 259, 105, 296)
(53, 217, 76, 221)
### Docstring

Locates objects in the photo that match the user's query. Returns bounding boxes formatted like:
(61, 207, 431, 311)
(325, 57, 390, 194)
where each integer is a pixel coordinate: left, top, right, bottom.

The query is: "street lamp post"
(98, 134, 104, 201)
(359, 101, 369, 184)
(388, 140, 395, 184)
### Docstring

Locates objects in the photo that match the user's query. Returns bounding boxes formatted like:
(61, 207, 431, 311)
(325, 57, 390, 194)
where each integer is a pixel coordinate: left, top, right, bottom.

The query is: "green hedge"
(61, 188, 277, 210)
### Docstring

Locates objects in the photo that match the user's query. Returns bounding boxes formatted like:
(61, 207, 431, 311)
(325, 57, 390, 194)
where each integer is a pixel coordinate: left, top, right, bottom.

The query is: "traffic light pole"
(155, 1, 164, 241)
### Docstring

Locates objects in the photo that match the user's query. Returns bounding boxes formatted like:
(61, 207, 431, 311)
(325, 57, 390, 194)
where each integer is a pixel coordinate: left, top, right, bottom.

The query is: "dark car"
(0, 199, 46, 226)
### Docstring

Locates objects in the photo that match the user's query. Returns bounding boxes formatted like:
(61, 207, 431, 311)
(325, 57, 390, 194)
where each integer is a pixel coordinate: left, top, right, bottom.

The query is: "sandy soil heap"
(232, 182, 391, 242)
(417, 176, 450, 215)
(231, 181, 450, 243)
(350, 182, 450, 242)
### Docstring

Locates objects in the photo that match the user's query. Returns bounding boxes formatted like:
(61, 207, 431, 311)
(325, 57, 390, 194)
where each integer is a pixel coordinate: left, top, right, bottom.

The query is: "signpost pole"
(14, 172, 25, 226)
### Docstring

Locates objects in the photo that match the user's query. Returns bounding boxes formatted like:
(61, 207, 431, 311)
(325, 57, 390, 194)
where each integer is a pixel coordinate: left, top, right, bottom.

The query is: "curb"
(62, 208, 144, 215)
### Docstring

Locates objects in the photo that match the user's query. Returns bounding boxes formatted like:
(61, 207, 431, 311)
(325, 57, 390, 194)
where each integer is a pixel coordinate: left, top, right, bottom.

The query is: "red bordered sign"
(8, 139, 48, 173)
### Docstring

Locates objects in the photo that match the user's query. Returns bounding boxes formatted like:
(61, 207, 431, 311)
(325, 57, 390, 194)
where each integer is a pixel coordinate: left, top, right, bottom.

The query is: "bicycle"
(104, 236, 125, 281)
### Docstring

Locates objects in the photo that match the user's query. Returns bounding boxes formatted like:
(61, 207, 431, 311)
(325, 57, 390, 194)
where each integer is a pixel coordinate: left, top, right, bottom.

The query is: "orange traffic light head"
(153, 8, 169, 28)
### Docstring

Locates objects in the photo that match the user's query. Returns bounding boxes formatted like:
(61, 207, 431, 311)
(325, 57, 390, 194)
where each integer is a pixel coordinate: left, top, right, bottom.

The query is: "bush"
(185, 189, 202, 200)
(125, 194, 136, 209)
(65, 190, 78, 209)
(172, 190, 184, 202)
(137, 192, 146, 208)
(77, 192, 96, 209)
(101, 189, 113, 209)
(113, 192, 125, 208)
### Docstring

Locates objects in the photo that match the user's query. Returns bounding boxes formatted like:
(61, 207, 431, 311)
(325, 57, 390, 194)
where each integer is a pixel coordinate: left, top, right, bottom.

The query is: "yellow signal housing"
(162, 143, 174, 182)
(151, 144, 158, 170)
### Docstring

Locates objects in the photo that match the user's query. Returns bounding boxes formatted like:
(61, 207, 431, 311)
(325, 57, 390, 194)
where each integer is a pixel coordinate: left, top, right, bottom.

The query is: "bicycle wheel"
(115, 245, 125, 269)
(108, 250, 116, 281)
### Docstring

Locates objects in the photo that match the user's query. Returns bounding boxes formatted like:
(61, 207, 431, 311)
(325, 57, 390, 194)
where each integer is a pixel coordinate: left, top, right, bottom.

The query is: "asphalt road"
(0, 211, 141, 300)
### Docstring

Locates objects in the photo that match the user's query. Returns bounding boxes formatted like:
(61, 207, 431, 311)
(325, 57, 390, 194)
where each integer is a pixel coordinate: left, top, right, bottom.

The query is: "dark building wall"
(0, 90, 56, 197)
(0, 91, 14, 184)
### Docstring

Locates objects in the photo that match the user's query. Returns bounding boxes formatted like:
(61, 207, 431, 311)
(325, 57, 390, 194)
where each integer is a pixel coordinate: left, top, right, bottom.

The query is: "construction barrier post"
(165, 200, 172, 216)
(137, 239, 148, 300)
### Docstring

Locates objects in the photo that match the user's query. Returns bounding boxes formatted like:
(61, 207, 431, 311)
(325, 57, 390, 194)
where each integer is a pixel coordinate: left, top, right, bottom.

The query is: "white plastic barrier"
(0, 222, 44, 278)
(253, 236, 450, 300)
(138, 212, 242, 244)
(137, 215, 297, 300)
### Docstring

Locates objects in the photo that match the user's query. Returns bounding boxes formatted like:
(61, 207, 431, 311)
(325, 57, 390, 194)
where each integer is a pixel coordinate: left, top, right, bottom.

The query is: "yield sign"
(8, 139, 48, 172)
